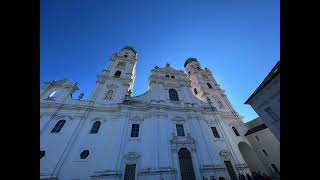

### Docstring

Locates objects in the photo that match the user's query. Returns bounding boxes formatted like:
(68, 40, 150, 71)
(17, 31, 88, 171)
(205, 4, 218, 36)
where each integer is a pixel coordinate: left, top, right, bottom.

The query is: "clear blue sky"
(40, 0, 279, 123)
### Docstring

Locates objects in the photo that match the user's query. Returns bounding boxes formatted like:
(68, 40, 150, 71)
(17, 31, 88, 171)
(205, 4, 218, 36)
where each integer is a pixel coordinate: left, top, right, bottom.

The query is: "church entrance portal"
(178, 148, 196, 180)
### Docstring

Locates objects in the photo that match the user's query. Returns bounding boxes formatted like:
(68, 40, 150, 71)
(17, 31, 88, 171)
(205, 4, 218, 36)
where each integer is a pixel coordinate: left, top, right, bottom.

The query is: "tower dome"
(122, 46, 137, 55)
(184, 57, 198, 67)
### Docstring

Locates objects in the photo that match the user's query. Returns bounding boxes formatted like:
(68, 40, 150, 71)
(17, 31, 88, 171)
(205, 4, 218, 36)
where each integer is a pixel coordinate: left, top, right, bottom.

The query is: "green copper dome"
(122, 46, 137, 54)
(184, 57, 198, 67)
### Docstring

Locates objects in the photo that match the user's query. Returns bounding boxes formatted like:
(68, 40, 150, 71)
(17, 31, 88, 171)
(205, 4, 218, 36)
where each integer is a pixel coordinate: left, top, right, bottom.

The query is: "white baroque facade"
(40, 47, 267, 180)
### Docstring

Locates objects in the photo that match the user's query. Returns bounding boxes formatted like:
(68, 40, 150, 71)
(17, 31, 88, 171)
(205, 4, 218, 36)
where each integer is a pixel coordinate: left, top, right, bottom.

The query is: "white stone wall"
(249, 74, 280, 141)
(245, 119, 280, 178)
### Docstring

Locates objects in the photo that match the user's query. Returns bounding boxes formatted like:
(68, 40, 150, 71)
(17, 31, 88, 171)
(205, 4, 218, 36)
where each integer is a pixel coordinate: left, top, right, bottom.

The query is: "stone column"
(191, 149, 202, 180)
(171, 149, 180, 180)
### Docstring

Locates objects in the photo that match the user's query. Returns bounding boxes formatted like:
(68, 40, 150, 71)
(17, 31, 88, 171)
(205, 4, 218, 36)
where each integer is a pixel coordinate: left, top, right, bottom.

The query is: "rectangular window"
(130, 124, 140, 137)
(211, 127, 220, 138)
(124, 164, 136, 180)
(255, 135, 260, 141)
(176, 124, 185, 136)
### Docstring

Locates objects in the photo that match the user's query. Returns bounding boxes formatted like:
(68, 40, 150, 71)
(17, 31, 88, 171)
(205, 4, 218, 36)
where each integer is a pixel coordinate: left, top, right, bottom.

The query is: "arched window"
(90, 121, 101, 134)
(105, 90, 113, 100)
(51, 120, 66, 133)
(166, 75, 170, 78)
(194, 88, 198, 95)
(169, 89, 179, 101)
(232, 127, 240, 136)
(40, 150, 45, 159)
(114, 71, 121, 78)
(171, 75, 175, 79)
(207, 83, 213, 89)
(219, 177, 225, 180)
(80, 150, 89, 159)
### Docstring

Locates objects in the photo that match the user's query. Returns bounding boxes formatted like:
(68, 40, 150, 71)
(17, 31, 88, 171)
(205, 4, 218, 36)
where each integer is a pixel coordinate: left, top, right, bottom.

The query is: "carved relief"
(170, 133, 197, 152)
(171, 116, 186, 123)
(124, 152, 140, 164)
(130, 115, 144, 122)
(219, 150, 231, 161)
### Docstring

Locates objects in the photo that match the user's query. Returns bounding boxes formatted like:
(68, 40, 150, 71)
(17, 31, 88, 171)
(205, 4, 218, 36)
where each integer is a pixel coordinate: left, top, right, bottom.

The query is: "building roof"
(244, 60, 280, 104)
(184, 57, 198, 67)
(244, 123, 268, 136)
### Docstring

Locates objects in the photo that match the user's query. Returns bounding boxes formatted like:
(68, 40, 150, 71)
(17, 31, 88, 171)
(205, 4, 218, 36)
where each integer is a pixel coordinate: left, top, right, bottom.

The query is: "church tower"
(88, 46, 137, 104)
(184, 58, 237, 114)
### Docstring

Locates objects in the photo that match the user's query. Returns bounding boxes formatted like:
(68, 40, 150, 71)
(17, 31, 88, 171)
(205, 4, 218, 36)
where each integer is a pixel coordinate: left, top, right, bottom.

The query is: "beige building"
(245, 117, 280, 179)
(245, 61, 280, 141)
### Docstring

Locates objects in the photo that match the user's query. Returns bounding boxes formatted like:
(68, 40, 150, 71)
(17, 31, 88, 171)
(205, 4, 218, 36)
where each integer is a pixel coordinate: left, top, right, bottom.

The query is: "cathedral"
(40, 46, 269, 180)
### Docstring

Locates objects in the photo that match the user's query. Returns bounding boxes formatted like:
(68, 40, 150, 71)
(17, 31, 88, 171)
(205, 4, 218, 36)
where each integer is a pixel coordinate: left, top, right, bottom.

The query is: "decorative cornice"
(138, 167, 176, 175)
(90, 170, 121, 178)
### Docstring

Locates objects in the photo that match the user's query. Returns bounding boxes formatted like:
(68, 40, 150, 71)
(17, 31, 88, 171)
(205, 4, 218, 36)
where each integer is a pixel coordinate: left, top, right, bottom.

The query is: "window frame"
(89, 121, 102, 134)
(73, 147, 95, 162)
(130, 124, 140, 138)
(80, 150, 90, 159)
(232, 127, 240, 136)
(114, 70, 122, 78)
(176, 124, 185, 136)
(51, 120, 66, 133)
(169, 89, 179, 101)
(124, 164, 137, 180)
(211, 126, 220, 138)
(207, 83, 213, 89)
